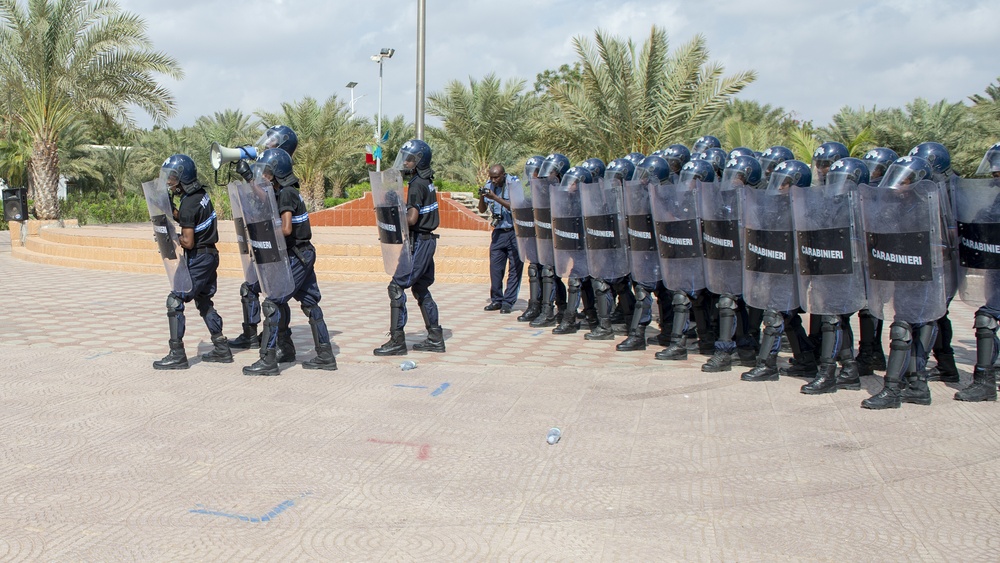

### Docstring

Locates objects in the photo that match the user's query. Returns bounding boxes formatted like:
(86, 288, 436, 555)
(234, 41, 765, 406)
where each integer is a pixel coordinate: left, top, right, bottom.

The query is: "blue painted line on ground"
(532, 330, 543, 337)
(189, 493, 311, 523)
(430, 382, 450, 397)
(86, 352, 112, 360)
(394, 384, 429, 389)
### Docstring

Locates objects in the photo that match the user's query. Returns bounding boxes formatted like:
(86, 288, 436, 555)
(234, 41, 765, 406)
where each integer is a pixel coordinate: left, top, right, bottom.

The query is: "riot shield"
(581, 177, 629, 280)
(623, 179, 661, 285)
(235, 177, 294, 300)
(955, 178, 1000, 309)
(226, 182, 259, 286)
(791, 179, 867, 315)
(551, 179, 590, 278)
(370, 169, 413, 277)
(142, 175, 192, 293)
(530, 178, 555, 267)
(742, 188, 798, 312)
(860, 179, 947, 324)
(938, 176, 959, 301)
(508, 177, 538, 264)
(700, 179, 743, 296)
(651, 179, 706, 293)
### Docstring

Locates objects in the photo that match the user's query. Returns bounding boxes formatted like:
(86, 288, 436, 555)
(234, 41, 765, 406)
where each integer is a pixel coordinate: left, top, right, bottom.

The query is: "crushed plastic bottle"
(546, 428, 562, 445)
(400, 360, 417, 371)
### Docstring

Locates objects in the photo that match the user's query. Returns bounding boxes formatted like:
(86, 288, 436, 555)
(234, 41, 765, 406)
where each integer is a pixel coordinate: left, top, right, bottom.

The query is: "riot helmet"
(767, 160, 811, 191)
(663, 144, 691, 175)
(161, 154, 200, 195)
(605, 158, 636, 185)
(560, 166, 593, 189)
(256, 148, 297, 188)
(728, 147, 755, 160)
(861, 147, 899, 183)
(393, 139, 433, 174)
(811, 141, 849, 185)
(976, 142, 1000, 177)
(759, 146, 794, 180)
(827, 157, 870, 186)
(722, 155, 762, 188)
(256, 125, 298, 157)
(623, 152, 646, 168)
(692, 135, 722, 154)
(879, 156, 933, 189)
(679, 159, 716, 183)
(524, 155, 545, 180)
(538, 153, 570, 182)
(907, 142, 951, 175)
(580, 158, 606, 180)
(700, 147, 728, 178)
(634, 156, 671, 186)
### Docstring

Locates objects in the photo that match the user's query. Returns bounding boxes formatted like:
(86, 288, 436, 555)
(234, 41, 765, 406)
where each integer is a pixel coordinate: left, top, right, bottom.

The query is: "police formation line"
(145, 127, 1000, 410)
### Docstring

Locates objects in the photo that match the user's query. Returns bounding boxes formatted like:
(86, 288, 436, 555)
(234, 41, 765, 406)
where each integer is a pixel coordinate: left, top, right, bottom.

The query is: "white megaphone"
(210, 142, 258, 170)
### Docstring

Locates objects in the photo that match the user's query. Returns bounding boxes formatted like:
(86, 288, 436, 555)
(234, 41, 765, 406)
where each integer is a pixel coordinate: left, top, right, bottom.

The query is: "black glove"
(235, 159, 253, 182)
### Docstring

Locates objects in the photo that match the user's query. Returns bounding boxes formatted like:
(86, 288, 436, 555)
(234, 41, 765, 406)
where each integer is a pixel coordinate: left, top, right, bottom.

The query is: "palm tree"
(535, 26, 755, 162)
(703, 99, 797, 151)
(257, 96, 369, 210)
(427, 73, 541, 184)
(0, 0, 182, 219)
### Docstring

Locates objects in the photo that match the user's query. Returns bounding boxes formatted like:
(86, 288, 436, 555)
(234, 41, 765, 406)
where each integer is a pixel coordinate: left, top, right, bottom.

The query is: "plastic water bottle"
(546, 428, 561, 445)
(400, 360, 417, 371)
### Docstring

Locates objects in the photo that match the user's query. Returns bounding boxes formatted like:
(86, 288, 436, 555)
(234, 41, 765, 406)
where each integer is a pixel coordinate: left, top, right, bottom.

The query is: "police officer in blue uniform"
(243, 148, 338, 375)
(153, 155, 231, 370)
(374, 139, 446, 356)
(478, 164, 523, 314)
(229, 125, 298, 354)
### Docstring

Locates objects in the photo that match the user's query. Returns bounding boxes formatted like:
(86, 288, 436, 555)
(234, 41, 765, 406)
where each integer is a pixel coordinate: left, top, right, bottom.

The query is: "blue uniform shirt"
(484, 174, 516, 230)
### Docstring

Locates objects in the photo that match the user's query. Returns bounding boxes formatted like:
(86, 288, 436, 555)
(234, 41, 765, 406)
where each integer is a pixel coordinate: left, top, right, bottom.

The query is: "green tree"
(535, 26, 755, 162)
(703, 99, 798, 151)
(427, 73, 541, 184)
(0, 0, 182, 219)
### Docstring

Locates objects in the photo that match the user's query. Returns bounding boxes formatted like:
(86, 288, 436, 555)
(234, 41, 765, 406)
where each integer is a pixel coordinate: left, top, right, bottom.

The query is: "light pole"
(371, 47, 394, 171)
(345, 81, 362, 119)
(416, 0, 426, 140)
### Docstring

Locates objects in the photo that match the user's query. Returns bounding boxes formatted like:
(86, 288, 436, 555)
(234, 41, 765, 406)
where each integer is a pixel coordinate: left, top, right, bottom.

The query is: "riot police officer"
(153, 154, 231, 370)
(583, 157, 633, 341)
(373, 139, 445, 356)
(693, 135, 722, 154)
(529, 153, 570, 328)
(515, 156, 546, 322)
(811, 141, 850, 186)
(229, 125, 299, 353)
(243, 148, 337, 375)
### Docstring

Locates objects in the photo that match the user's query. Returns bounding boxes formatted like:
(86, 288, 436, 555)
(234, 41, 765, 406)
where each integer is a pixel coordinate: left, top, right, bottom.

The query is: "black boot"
(855, 345, 879, 376)
(153, 340, 189, 370)
(654, 335, 688, 361)
(741, 354, 778, 382)
(303, 344, 338, 370)
(702, 348, 733, 372)
(902, 371, 932, 406)
(517, 303, 541, 323)
(954, 366, 997, 402)
(801, 362, 839, 395)
(413, 326, 446, 353)
(616, 325, 647, 352)
(552, 315, 580, 335)
(783, 350, 818, 378)
(201, 334, 233, 363)
(243, 348, 280, 376)
(229, 323, 260, 350)
(927, 352, 960, 383)
(737, 347, 758, 368)
(374, 330, 408, 356)
(861, 334, 907, 410)
(861, 375, 902, 409)
(585, 318, 615, 340)
(646, 327, 670, 347)
(529, 303, 558, 328)
(836, 358, 862, 390)
(276, 331, 296, 363)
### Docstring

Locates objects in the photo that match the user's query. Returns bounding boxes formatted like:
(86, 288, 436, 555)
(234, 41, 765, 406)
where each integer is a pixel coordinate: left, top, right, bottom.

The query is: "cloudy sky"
(118, 0, 999, 138)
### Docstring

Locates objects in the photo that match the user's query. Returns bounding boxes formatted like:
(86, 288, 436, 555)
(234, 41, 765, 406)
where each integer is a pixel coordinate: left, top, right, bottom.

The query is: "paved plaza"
(1, 230, 999, 561)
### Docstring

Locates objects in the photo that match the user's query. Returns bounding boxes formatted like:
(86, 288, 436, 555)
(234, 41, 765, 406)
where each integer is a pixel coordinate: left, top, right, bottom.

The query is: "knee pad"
(821, 315, 840, 332)
(889, 321, 912, 345)
(763, 310, 783, 331)
(388, 281, 404, 305)
(262, 299, 278, 321)
(592, 278, 610, 295)
(541, 265, 555, 279)
(527, 263, 539, 279)
(239, 282, 257, 299)
(166, 294, 183, 313)
(567, 277, 582, 291)
(633, 284, 650, 303)
(717, 294, 737, 311)
(974, 313, 998, 332)
(671, 291, 691, 311)
(301, 304, 323, 321)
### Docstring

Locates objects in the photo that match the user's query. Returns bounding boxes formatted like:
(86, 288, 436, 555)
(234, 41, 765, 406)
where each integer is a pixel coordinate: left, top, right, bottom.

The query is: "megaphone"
(210, 142, 258, 170)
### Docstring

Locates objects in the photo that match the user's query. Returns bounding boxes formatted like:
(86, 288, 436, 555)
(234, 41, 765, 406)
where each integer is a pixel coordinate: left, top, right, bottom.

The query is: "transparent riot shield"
(226, 182, 259, 286)
(551, 179, 590, 279)
(651, 179, 706, 293)
(939, 175, 959, 301)
(142, 174, 192, 293)
(742, 188, 798, 312)
(955, 178, 1000, 309)
(530, 178, 555, 267)
(508, 177, 538, 264)
(236, 177, 294, 300)
(581, 177, 629, 280)
(370, 169, 413, 277)
(624, 179, 661, 286)
(860, 179, 947, 324)
(791, 179, 867, 315)
(700, 179, 743, 296)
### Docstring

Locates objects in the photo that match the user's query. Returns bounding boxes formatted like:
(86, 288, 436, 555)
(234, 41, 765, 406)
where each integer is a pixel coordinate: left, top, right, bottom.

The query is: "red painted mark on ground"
(368, 438, 431, 460)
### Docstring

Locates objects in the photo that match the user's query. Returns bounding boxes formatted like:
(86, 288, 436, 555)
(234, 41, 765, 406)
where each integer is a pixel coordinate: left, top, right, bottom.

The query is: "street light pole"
(371, 48, 394, 171)
(416, 0, 426, 141)
(346, 81, 358, 119)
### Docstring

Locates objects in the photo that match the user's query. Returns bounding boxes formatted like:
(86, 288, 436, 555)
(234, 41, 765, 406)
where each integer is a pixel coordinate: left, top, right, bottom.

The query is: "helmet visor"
(976, 148, 1000, 176)
(257, 129, 290, 151)
(879, 163, 927, 189)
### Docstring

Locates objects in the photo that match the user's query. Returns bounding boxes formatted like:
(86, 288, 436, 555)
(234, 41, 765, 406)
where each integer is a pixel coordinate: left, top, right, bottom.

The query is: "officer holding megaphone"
(225, 125, 299, 357)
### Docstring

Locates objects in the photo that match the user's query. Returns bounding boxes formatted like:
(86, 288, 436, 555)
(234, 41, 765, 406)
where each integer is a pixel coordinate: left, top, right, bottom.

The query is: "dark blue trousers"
(488, 228, 523, 307)
(393, 235, 439, 329)
(171, 251, 223, 339)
